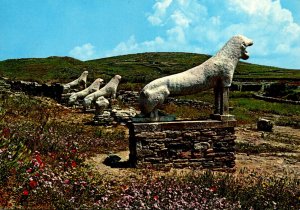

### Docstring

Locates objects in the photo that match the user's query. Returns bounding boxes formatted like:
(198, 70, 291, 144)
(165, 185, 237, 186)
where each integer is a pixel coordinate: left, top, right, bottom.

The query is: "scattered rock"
(257, 118, 273, 132)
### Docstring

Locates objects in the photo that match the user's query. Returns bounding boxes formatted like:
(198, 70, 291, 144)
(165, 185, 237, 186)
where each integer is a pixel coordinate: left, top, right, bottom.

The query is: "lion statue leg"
(214, 84, 222, 115)
(140, 86, 170, 120)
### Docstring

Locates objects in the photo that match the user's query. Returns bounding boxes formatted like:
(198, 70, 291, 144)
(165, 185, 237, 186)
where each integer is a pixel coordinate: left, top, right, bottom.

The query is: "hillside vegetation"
(0, 52, 299, 85)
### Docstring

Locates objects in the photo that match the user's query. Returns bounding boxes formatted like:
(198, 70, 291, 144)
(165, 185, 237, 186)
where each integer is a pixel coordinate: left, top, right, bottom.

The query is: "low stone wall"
(118, 90, 212, 109)
(230, 82, 271, 92)
(253, 93, 300, 105)
(118, 90, 140, 106)
(0, 78, 11, 94)
(6, 79, 63, 101)
(128, 120, 237, 171)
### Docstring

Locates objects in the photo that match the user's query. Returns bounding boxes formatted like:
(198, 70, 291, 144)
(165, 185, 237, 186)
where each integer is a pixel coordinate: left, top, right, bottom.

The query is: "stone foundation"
(129, 120, 237, 171)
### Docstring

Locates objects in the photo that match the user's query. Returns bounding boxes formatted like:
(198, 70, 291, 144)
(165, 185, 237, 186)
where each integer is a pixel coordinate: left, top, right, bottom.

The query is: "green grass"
(1, 52, 299, 84)
(229, 96, 300, 125)
(166, 90, 300, 125)
(231, 98, 300, 116)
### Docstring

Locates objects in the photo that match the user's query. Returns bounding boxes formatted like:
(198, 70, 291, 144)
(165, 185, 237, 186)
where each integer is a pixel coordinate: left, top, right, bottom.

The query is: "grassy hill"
(0, 52, 299, 85)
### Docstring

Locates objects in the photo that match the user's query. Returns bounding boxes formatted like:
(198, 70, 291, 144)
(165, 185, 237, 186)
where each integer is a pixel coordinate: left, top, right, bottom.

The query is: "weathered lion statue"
(83, 75, 121, 109)
(95, 96, 110, 115)
(139, 35, 253, 119)
(63, 70, 88, 92)
(68, 78, 103, 105)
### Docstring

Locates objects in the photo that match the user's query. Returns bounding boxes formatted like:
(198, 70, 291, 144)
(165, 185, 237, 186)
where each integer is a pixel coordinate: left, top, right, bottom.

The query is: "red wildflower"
(26, 168, 33, 173)
(209, 186, 217, 192)
(29, 180, 37, 188)
(35, 153, 45, 168)
(23, 189, 29, 196)
(153, 195, 159, 201)
(71, 160, 77, 168)
(71, 149, 77, 153)
(64, 179, 70, 184)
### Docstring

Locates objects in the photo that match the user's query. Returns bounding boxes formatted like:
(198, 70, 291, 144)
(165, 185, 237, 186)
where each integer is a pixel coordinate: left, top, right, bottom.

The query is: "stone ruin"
(129, 35, 253, 171)
(1, 34, 256, 172)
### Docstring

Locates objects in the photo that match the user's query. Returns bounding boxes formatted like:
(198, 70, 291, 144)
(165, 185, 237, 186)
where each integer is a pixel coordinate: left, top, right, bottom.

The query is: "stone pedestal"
(128, 120, 237, 171)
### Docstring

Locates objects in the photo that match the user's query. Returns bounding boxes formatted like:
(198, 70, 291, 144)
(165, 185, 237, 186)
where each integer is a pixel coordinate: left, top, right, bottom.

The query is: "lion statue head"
(217, 35, 253, 60)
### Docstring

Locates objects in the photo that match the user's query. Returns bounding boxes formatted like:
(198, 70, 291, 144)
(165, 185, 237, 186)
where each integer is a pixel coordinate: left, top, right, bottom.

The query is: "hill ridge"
(0, 52, 299, 83)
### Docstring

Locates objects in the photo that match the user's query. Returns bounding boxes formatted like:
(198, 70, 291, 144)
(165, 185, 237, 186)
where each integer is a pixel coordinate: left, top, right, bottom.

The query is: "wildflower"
(71, 160, 77, 168)
(153, 195, 159, 201)
(102, 196, 108, 202)
(209, 186, 217, 193)
(26, 168, 33, 173)
(69, 197, 75, 203)
(23, 189, 29, 196)
(64, 179, 70, 184)
(81, 181, 87, 186)
(29, 180, 38, 188)
(35, 153, 45, 168)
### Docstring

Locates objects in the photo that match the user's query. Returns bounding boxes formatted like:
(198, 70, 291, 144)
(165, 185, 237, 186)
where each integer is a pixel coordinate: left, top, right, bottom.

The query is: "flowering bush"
(113, 174, 241, 209)
(108, 170, 300, 209)
(17, 148, 111, 209)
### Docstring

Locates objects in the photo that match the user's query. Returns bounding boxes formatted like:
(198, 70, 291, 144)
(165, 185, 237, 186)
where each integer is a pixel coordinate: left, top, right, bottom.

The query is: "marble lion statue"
(68, 78, 103, 105)
(95, 96, 110, 115)
(63, 70, 88, 92)
(139, 35, 253, 118)
(83, 75, 121, 109)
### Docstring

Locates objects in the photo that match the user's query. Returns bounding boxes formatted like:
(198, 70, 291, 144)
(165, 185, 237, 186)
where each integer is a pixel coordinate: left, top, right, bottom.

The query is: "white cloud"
(69, 43, 96, 61)
(108, 0, 300, 68)
(171, 10, 190, 28)
(227, 0, 300, 58)
(167, 26, 186, 43)
(147, 0, 173, 25)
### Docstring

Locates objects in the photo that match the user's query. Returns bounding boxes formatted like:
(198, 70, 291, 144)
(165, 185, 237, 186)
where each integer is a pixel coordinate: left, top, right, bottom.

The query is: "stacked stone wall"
(253, 93, 300, 105)
(129, 120, 236, 171)
(5, 79, 63, 101)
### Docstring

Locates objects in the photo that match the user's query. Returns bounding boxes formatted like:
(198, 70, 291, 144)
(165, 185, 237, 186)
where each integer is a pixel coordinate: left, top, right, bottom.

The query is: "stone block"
(194, 142, 211, 151)
(168, 142, 192, 150)
(144, 157, 163, 163)
(178, 151, 192, 159)
(192, 152, 204, 158)
(149, 142, 166, 150)
(201, 131, 217, 136)
(165, 130, 181, 138)
(136, 149, 155, 158)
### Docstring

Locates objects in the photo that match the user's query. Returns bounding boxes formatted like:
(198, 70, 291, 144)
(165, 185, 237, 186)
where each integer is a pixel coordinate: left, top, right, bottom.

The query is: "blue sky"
(0, 0, 300, 69)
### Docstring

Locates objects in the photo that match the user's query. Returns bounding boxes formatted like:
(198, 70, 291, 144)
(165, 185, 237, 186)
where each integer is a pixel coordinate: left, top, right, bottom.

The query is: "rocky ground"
(235, 125, 300, 178)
